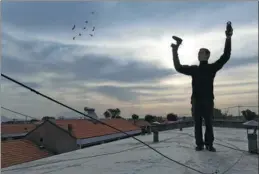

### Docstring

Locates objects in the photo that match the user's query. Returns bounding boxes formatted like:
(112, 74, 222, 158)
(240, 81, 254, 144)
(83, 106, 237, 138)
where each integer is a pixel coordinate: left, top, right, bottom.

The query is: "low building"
(26, 119, 141, 154)
(1, 139, 52, 168)
(1, 124, 37, 140)
(129, 120, 151, 134)
(25, 119, 78, 154)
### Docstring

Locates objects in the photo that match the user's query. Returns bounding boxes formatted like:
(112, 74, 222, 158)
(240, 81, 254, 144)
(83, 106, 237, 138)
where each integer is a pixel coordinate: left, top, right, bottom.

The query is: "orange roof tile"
(54, 119, 140, 139)
(1, 139, 52, 168)
(1, 124, 37, 135)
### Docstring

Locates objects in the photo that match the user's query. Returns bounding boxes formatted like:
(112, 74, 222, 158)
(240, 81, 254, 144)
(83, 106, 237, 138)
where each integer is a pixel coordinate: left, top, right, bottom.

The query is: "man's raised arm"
(171, 38, 195, 76)
(212, 37, 231, 72)
(212, 22, 233, 72)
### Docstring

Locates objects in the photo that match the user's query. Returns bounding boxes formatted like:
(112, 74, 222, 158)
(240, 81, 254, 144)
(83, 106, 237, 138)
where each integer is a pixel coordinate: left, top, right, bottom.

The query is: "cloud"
(93, 86, 139, 102)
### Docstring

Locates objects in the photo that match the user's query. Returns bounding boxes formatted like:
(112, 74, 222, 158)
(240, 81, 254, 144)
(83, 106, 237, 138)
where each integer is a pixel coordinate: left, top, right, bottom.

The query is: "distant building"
(129, 120, 151, 133)
(1, 124, 37, 140)
(1, 139, 52, 168)
(26, 119, 141, 154)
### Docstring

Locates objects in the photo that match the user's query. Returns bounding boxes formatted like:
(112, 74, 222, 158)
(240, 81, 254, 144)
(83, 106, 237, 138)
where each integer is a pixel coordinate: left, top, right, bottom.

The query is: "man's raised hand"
(171, 36, 183, 49)
(225, 21, 233, 37)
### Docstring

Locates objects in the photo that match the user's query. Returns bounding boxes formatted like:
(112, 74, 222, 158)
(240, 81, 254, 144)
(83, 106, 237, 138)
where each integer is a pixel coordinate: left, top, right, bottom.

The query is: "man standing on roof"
(171, 22, 233, 152)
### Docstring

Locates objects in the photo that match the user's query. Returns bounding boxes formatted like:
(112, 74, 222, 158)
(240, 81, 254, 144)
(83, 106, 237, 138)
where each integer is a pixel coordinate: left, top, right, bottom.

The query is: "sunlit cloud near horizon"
(1, 1, 258, 120)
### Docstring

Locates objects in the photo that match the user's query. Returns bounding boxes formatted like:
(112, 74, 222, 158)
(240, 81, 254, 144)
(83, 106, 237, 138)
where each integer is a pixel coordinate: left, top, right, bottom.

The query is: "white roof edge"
(1, 133, 27, 138)
(243, 120, 258, 127)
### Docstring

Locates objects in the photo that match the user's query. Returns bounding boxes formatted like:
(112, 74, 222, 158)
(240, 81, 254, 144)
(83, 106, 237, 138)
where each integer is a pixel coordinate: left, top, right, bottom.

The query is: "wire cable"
(1, 73, 217, 174)
(1, 106, 37, 120)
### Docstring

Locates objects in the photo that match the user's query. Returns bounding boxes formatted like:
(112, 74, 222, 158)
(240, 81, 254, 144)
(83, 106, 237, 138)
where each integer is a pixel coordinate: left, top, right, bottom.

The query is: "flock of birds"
(71, 11, 96, 40)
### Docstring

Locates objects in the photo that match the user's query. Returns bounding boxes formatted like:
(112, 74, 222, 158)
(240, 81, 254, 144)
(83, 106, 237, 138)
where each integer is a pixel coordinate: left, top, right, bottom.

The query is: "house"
(129, 120, 151, 134)
(1, 123, 37, 140)
(25, 119, 141, 154)
(1, 139, 52, 168)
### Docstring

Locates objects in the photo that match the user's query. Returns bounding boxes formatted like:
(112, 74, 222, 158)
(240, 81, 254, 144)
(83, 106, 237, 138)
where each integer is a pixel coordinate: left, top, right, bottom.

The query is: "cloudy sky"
(1, 1, 258, 120)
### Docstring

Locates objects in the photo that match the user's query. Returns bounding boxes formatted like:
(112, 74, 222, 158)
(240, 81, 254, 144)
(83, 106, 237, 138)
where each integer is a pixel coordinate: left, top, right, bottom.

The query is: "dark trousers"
(191, 99, 214, 147)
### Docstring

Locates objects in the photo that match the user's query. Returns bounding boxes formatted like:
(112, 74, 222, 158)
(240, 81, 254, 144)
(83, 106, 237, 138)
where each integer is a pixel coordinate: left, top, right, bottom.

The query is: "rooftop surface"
(1, 127, 258, 174)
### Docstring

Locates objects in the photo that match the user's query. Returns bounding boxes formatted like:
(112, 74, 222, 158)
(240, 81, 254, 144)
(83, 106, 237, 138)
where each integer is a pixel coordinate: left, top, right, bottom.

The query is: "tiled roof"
(1, 124, 37, 135)
(129, 120, 151, 127)
(54, 119, 140, 139)
(1, 139, 52, 168)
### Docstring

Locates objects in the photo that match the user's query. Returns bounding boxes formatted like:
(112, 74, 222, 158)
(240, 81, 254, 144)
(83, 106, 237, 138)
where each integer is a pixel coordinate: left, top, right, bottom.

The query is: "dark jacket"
(172, 37, 231, 101)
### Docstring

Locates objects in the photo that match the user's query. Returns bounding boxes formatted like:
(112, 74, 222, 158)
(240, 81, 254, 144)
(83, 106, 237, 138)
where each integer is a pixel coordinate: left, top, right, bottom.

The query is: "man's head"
(198, 48, 210, 62)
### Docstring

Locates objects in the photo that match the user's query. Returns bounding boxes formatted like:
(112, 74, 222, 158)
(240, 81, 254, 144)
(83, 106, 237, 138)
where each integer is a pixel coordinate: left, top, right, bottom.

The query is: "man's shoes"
(205, 145, 216, 152)
(195, 145, 204, 151)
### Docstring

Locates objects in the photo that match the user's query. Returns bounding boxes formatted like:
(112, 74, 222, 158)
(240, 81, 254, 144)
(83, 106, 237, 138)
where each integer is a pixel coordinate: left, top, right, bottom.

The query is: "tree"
(155, 116, 163, 122)
(144, 114, 155, 122)
(105, 108, 121, 119)
(107, 109, 116, 118)
(132, 114, 139, 124)
(213, 108, 224, 119)
(167, 113, 178, 121)
(113, 108, 121, 118)
(242, 109, 257, 121)
(132, 114, 139, 120)
(103, 111, 111, 118)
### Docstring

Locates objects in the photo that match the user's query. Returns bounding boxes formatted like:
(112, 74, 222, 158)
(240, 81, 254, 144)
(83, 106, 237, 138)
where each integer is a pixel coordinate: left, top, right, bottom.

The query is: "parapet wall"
(151, 120, 254, 132)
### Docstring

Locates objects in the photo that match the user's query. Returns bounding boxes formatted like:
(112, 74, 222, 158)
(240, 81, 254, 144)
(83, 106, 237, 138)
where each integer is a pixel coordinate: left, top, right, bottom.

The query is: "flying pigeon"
(85, 21, 88, 23)
(92, 27, 95, 31)
(89, 34, 93, 37)
(73, 37, 76, 40)
(79, 33, 82, 36)
(91, 12, 95, 14)
(72, 25, 76, 30)
(83, 27, 86, 29)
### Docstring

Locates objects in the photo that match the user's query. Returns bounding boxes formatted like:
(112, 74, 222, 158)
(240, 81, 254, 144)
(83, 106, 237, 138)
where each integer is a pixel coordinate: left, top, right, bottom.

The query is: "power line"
(1, 73, 218, 174)
(239, 106, 258, 108)
(221, 105, 258, 110)
(1, 106, 37, 120)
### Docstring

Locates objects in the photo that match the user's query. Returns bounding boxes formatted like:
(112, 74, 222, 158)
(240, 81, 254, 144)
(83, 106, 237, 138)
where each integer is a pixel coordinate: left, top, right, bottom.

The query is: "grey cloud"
(2, 35, 175, 103)
(141, 97, 186, 104)
(217, 90, 257, 97)
(89, 85, 181, 103)
(24, 82, 42, 89)
(222, 57, 257, 69)
(3, 55, 174, 85)
(93, 86, 139, 102)
(214, 81, 257, 88)
(2, 31, 258, 103)
(2, 32, 174, 83)
(2, 57, 33, 75)
(2, 32, 72, 62)
(67, 56, 174, 83)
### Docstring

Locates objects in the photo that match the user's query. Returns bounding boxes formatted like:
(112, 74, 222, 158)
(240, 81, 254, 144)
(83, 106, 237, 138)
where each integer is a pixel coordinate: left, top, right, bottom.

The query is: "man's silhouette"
(171, 22, 233, 152)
